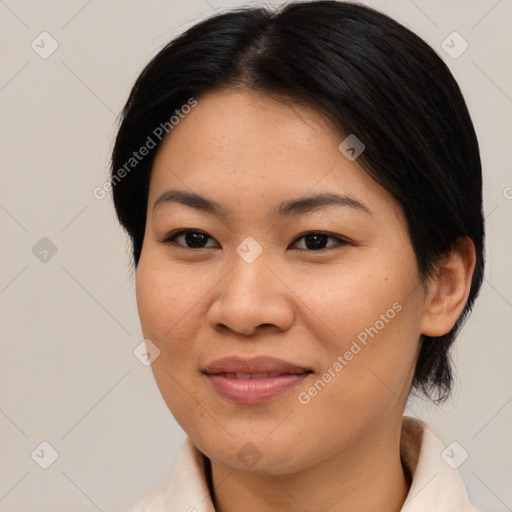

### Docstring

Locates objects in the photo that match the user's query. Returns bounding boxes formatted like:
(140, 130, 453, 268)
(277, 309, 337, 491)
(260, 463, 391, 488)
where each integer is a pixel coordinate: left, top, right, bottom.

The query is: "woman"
(111, 2, 484, 511)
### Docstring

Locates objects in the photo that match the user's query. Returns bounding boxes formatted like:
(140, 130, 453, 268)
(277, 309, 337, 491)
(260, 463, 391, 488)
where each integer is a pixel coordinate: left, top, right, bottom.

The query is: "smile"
(202, 356, 313, 405)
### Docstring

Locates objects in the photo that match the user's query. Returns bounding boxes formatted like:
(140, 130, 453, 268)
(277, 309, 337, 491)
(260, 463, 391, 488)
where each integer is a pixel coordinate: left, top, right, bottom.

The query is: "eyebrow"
(152, 189, 372, 218)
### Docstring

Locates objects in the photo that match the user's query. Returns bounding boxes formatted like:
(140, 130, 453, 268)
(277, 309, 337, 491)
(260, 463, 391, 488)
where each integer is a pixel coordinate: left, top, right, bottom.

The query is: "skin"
(135, 88, 476, 512)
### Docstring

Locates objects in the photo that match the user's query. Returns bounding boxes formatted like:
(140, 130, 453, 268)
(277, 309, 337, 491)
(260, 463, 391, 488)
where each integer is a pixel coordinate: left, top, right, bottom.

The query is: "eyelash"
(159, 229, 352, 252)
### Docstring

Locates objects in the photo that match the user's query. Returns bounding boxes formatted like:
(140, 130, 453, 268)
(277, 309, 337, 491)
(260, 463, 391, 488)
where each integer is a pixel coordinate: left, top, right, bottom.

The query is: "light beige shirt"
(125, 416, 478, 511)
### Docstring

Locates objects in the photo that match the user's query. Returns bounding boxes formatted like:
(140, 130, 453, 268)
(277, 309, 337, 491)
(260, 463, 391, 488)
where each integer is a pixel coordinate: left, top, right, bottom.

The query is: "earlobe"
(420, 237, 476, 337)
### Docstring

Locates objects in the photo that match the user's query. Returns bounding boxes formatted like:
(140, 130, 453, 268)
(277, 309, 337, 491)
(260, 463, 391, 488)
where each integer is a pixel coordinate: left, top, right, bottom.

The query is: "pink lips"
(203, 356, 312, 405)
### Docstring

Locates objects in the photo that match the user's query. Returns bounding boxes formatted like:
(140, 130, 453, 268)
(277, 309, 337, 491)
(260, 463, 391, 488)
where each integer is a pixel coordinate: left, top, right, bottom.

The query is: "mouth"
(210, 371, 305, 379)
(202, 356, 313, 405)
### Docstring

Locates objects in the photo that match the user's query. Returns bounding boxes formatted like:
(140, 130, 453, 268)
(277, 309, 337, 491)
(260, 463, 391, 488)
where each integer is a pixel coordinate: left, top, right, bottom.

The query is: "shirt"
(124, 416, 479, 511)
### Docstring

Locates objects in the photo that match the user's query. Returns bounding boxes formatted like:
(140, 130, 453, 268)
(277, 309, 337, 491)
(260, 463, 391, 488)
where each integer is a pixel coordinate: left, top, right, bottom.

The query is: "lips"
(203, 356, 311, 375)
(217, 372, 289, 379)
(203, 356, 312, 405)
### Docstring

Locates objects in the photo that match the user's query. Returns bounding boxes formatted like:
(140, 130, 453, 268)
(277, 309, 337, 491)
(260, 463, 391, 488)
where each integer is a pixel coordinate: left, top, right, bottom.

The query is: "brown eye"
(161, 229, 219, 249)
(160, 229, 350, 252)
(291, 232, 350, 251)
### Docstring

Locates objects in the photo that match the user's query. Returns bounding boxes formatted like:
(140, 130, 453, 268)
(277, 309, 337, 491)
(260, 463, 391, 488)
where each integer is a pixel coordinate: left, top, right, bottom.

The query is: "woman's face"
(136, 88, 427, 474)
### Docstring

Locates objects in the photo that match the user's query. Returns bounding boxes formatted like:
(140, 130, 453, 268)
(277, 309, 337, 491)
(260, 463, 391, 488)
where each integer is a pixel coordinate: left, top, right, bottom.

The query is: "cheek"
(290, 255, 417, 348)
(135, 254, 206, 344)
(135, 255, 207, 424)
(292, 257, 422, 402)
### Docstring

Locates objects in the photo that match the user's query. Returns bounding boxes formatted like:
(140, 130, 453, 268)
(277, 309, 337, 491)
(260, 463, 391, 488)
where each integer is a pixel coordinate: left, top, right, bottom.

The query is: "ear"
(420, 237, 476, 337)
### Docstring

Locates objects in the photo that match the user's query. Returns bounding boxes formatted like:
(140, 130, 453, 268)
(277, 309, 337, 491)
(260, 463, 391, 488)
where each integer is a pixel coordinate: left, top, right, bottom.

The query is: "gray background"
(1, 0, 511, 511)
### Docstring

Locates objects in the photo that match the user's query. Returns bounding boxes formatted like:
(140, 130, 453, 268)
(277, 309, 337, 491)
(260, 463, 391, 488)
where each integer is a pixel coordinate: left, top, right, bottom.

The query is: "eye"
(160, 229, 219, 249)
(160, 229, 350, 251)
(290, 231, 350, 251)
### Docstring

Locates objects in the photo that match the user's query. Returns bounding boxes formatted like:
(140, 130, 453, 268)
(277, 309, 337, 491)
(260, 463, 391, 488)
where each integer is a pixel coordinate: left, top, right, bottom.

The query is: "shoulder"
(122, 419, 481, 512)
(400, 416, 480, 512)
(122, 438, 215, 512)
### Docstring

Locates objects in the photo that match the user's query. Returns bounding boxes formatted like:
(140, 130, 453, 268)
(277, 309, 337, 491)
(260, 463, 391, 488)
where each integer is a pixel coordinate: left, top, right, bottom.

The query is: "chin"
(190, 426, 319, 476)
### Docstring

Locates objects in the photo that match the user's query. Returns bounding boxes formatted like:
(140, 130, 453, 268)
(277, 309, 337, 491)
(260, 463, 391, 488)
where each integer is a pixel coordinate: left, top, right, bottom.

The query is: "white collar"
(125, 416, 478, 512)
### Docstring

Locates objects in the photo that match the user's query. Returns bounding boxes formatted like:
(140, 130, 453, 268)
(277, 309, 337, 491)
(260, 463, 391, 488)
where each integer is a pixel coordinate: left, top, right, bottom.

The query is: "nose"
(206, 252, 295, 337)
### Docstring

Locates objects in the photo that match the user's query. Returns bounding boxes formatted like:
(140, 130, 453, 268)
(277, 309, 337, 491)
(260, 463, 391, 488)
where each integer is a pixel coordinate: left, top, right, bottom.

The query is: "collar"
(125, 416, 478, 512)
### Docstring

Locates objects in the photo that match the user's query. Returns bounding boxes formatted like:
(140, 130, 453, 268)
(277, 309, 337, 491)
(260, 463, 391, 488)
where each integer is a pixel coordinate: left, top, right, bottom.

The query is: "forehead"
(156, 88, 340, 164)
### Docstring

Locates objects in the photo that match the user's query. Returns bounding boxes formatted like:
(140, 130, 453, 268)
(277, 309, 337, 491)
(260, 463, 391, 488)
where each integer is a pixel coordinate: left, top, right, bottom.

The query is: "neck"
(209, 417, 410, 512)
